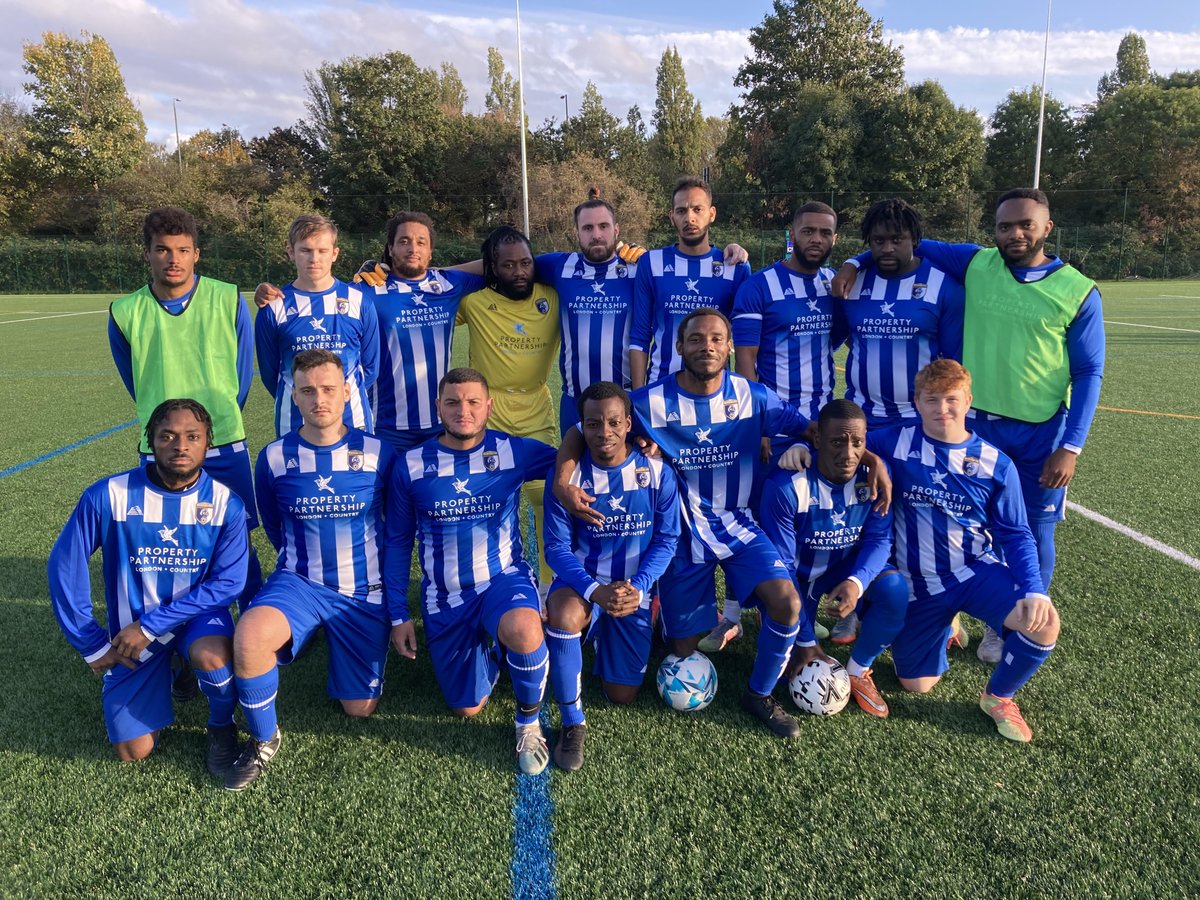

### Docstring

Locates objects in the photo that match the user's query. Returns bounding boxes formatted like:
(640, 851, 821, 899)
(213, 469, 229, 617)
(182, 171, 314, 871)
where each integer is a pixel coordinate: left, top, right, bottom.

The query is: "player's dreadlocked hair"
(573, 186, 616, 224)
(382, 211, 436, 268)
(145, 398, 214, 449)
(859, 198, 923, 244)
(480, 225, 533, 291)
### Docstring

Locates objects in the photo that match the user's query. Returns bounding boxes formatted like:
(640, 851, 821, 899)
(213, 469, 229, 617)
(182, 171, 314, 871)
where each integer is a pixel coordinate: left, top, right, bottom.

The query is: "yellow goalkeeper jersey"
(456, 284, 560, 442)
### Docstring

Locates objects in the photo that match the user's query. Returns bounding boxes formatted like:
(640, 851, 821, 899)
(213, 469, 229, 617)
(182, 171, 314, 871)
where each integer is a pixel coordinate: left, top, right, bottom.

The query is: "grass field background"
(1, 282, 1198, 897)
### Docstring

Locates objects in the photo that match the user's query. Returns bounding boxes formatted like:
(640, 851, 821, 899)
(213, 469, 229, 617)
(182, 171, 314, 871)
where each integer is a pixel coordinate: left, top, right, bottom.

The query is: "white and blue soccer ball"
(657, 652, 718, 712)
(789, 658, 851, 716)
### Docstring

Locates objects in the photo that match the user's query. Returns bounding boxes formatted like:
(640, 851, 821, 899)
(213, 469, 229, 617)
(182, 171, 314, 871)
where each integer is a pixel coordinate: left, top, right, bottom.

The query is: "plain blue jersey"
(48, 467, 248, 662)
(631, 246, 750, 382)
(543, 448, 680, 601)
(254, 280, 380, 436)
(535, 252, 638, 398)
(732, 262, 846, 421)
(255, 428, 392, 606)
(866, 423, 1045, 600)
(369, 269, 485, 433)
(386, 431, 558, 623)
(630, 371, 809, 562)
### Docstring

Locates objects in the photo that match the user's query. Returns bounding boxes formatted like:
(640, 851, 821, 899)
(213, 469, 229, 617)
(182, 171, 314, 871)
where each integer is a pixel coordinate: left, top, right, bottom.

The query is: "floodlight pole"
(1032, 0, 1052, 188)
(173, 98, 183, 176)
(516, 0, 530, 236)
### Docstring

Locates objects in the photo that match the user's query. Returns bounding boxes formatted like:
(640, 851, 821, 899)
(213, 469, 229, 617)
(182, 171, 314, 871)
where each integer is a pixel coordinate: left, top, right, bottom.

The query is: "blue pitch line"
(0, 420, 138, 480)
(510, 708, 558, 900)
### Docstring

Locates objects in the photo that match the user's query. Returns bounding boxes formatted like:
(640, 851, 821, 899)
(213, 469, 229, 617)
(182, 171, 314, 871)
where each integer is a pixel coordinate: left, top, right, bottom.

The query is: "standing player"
(227, 349, 395, 791)
(832, 189, 1104, 662)
(254, 215, 380, 437)
(542, 382, 680, 770)
(387, 369, 558, 774)
(629, 177, 751, 389)
(456, 226, 560, 595)
(761, 400, 907, 717)
(868, 359, 1059, 742)
(48, 399, 247, 770)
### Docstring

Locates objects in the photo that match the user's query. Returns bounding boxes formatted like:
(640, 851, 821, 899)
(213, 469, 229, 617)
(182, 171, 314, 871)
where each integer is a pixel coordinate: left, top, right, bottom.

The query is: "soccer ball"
(789, 658, 851, 716)
(656, 652, 718, 712)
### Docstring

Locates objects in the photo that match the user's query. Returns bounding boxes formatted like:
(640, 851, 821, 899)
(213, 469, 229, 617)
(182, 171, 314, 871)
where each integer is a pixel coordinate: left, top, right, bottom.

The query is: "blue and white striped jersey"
(370, 269, 485, 433)
(630, 371, 808, 562)
(254, 280, 380, 436)
(758, 460, 892, 596)
(255, 429, 392, 605)
(542, 448, 680, 602)
(535, 252, 637, 398)
(387, 431, 557, 622)
(838, 259, 964, 426)
(631, 247, 750, 382)
(732, 262, 846, 421)
(866, 424, 1045, 600)
(48, 467, 248, 663)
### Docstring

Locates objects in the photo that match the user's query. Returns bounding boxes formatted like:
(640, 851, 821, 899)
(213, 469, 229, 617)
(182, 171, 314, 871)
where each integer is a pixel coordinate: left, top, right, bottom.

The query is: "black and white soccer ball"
(789, 658, 851, 716)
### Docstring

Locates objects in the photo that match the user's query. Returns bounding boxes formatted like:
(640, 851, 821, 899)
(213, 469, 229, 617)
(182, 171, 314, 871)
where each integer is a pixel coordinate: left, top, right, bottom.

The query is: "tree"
(248, 126, 317, 192)
(563, 82, 621, 161)
(986, 88, 1079, 190)
(0, 96, 32, 232)
(518, 153, 652, 248)
(1097, 32, 1152, 100)
(651, 46, 703, 178)
(485, 48, 521, 124)
(437, 63, 468, 117)
(21, 31, 147, 190)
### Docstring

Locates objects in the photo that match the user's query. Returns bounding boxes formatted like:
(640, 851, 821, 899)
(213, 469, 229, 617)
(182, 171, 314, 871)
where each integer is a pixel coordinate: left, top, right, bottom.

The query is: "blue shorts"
(249, 569, 389, 701)
(660, 532, 793, 639)
(969, 409, 1067, 524)
(424, 568, 542, 709)
(101, 610, 234, 744)
(141, 441, 258, 529)
(796, 562, 905, 645)
(550, 577, 654, 687)
(890, 560, 1020, 680)
(559, 392, 579, 437)
(374, 425, 443, 457)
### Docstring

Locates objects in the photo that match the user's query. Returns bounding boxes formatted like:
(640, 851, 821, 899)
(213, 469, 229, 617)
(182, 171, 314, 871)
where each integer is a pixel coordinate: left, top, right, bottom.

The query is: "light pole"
(560, 93, 569, 122)
(1032, 0, 1052, 188)
(516, 0, 530, 235)
(172, 98, 183, 176)
(222, 123, 234, 162)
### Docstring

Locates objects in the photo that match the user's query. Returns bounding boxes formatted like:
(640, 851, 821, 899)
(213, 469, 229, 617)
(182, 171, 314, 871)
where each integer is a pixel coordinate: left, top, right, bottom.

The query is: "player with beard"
(456, 226, 560, 596)
(831, 189, 1104, 664)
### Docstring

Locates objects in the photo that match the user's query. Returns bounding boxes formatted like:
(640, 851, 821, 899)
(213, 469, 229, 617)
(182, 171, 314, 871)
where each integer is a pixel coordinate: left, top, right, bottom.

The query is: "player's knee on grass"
(899, 675, 940, 694)
(113, 731, 157, 762)
(547, 588, 590, 633)
(233, 605, 293, 675)
(340, 697, 379, 718)
(497, 606, 544, 654)
(188, 634, 233, 672)
(756, 578, 800, 626)
(602, 681, 639, 705)
(452, 700, 488, 718)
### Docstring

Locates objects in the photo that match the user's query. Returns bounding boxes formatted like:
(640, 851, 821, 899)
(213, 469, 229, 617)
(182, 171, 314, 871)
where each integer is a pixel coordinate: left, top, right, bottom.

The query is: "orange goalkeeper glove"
(353, 260, 390, 287)
(616, 240, 646, 263)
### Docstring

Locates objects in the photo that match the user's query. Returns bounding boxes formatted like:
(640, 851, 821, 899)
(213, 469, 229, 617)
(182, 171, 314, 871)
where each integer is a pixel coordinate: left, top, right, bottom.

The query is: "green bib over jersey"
(962, 249, 1093, 422)
(111, 277, 244, 452)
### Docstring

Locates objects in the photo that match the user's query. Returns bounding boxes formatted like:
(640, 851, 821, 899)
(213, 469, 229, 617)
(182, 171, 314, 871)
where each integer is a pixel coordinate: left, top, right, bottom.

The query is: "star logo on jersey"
(158, 525, 179, 546)
(483, 451, 499, 472)
(608, 496, 628, 513)
(724, 399, 740, 420)
(911, 284, 927, 300)
(286, 457, 299, 469)
(196, 502, 214, 525)
(126, 505, 143, 517)
(666, 411, 680, 422)
(963, 456, 980, 477)
(348, 450, 364, 472)
(310, 316, 327, 333)
(880, 301, 896, 317)
(453, 477, 472, 495)
(591, 281, 606, 294)
(315, 475, 336, 494)
(337, 299, 350, 314)
(536, 298, 550, 315)
(635, 466, 651, 488)
(831, 510, 847, 528)
(685, 278, 700, 293)
(713, 262, 724, 277)
(514, 322, 528, 335)
(930, 471, 948, 488)
(695, 427, 713, 445)
(806, 298, 820, 313)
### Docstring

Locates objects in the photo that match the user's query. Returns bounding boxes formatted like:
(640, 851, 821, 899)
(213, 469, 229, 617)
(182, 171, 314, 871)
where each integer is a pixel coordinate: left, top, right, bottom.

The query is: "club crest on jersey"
(536, 298, 550, 315)
(635, 466, 651, 488)
(911, 283, 928, 300)
(483, 451, 499, 472)
(712, 262, 724, 277)
(820, 278, 832, 293)
(348, 450, 364, 472)
(856, 482, 871, 502)
(724, 399, 739, 420)
(196, 502, 214, 525)
(426, 280, 443, 294)
(963, 456, 980, 476)
(337, 299, 350, 314)
(616, 264, 628, 278)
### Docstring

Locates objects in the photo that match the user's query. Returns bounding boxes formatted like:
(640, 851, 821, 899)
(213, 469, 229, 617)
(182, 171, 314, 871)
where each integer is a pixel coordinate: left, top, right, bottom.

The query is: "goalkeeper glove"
(616, 240, 646, 264)
(353, 260, 390, 287)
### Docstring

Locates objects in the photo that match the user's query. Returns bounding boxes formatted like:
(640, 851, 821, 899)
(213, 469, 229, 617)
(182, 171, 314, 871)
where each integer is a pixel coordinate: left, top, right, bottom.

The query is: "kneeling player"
(387, 369, 558, 774)
(870, 360, 1059, 741)
(542, 382, 680, 770)
(763, 400, 907, 717)
(229, 349, 395, 790)
(48, 399, 248, 771)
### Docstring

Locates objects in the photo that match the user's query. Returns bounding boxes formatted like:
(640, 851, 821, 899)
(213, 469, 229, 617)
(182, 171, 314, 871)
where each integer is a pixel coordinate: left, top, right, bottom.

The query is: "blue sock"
(1033, 521, 1057, 589)
(194, 663, 236, 727)
(545, 627, 585, 727)
(987, 631, 1054, 698)
(748, 614, 799, 696)
(508, 644, 549, 727)
(236, 668, 279, 741)
(851, 573, 908, 671)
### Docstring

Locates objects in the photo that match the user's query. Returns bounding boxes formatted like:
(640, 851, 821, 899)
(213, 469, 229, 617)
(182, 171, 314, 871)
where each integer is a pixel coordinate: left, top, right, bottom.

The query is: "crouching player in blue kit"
(542, 382, 680, 770)
(873, 360, 1059, 742)
(762, 400, 907, 718)
(48, 399, 248, 771)
(387, 369, 558, 774)
(227, 349, 395, 791)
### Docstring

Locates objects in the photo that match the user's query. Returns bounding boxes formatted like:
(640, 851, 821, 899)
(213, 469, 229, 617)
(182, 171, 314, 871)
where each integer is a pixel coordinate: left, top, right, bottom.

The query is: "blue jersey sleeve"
(254, 305, 282, 397)
(761, 385, 810, 437)
(254, 450, 284, 551)
(236, 296, 254, 408)
(629, 259, 655, 353)
(912, 241, 982, 284)
(108, 309, 136, 400)
(725, 261, 751, 317)
(541, 483, 600, 599)
(534, 252, 567, 285)
(987, 463, 1046, 597)
(1061, 288, 1106, 452)
(758, 471, 799, 573)
(937, 279, 966, 363)
(358, 295, 381, 390)
(47, 485, 112, 661)
(731, 275, 766, 348)
(521, 438, 559, 482)
(848, 498, 894, 590)
(447, 269, 486, 296)
(629, 465, 680, 597)
(384, 468, 416, 624)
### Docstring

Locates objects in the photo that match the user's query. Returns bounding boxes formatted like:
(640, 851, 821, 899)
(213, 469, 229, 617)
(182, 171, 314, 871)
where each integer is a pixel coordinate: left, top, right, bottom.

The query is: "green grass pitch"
(0, 282, 1198, 897)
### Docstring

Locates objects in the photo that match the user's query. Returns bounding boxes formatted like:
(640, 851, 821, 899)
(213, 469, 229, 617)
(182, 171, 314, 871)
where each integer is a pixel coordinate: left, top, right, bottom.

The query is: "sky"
(3, 0, 1199, 149)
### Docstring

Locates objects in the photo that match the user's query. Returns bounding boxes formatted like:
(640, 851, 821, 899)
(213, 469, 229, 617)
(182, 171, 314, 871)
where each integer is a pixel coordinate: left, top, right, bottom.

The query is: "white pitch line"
(1068, 501, 1200, 572)
(1104, 320, 1200, 334)
(0, 309, 109, 325)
